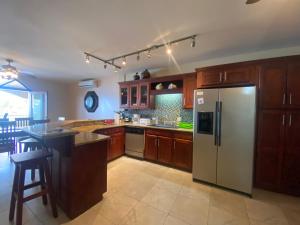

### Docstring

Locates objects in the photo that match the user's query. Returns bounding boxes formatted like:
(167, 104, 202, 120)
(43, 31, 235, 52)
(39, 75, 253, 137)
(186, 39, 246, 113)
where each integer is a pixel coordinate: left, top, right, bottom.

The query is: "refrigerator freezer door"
(193, 89, 219, 183)
(217, 87, 256, 194)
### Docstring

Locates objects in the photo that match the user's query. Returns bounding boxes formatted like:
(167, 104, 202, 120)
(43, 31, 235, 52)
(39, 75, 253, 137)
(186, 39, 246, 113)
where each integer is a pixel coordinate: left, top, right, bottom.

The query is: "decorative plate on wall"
(84, 91, 98, 112)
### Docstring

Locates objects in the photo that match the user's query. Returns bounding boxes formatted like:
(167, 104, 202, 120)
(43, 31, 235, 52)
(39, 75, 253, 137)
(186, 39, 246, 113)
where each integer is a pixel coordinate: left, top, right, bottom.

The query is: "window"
(0, 79, 47, 120)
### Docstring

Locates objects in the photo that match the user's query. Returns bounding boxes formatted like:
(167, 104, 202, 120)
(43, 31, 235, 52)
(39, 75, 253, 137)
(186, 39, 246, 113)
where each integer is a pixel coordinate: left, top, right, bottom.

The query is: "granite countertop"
(68, 121, 193, 133)
(22, 123, 78, 140)
(75, 132, 110, 146)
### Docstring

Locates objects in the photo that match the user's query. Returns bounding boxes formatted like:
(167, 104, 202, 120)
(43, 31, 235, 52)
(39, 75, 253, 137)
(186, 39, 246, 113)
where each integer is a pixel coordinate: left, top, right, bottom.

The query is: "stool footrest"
(23, 182, 42, 190)
(23, 190, 48, 203)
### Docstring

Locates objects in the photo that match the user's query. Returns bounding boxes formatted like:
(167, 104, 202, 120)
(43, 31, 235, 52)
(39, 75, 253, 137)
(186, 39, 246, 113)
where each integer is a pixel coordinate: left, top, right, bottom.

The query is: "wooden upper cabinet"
(173, 138, 193, 171)
(129, 84, 139, 108)
(223, 66, 257, 85)
(144, 134, 157, 161)
(119, 84, 129, 108)
(256, 110, 285, 191)
(197, 69, 222, 87)
(287, 61, 300, 108)
(259, 61, 287, 109)
(183, 74, 196, 109)
(157, 136, 173, 164)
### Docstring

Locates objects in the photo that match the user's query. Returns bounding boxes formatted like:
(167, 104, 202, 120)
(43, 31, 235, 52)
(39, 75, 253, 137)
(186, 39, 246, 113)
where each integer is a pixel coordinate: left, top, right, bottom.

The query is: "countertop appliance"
(125, 127, 145, 159)
(193, 86, 256, 195)
(132, 114, 140, 125)
(139, 118, 152, 126)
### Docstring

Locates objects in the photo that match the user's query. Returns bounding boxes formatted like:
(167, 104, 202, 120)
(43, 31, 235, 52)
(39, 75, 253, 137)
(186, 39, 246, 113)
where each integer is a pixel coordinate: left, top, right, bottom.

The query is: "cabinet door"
(130, 85, 139, 108)
(144, 134, 157, 160)
(255, 110, 285, 191)
(223, 66, 257, 85)
(197, 69, 222, 87)
(111, 132, 124, 159)
(173, 139, 193, 171)
(157, 136, 173, 164)
(183, 75, 196, 109)
(107, 137, 112, 161)
(287, 61, 300, 108)
(282, 111, 300, 195)
(120, 85, 129, 108)
(259, 62, 287, 109)
(139, 83, 150, 108)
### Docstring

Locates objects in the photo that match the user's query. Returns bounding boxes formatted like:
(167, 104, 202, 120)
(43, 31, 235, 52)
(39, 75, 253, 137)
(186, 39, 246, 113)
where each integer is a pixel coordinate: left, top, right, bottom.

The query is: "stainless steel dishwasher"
(125, 127, 145, 159)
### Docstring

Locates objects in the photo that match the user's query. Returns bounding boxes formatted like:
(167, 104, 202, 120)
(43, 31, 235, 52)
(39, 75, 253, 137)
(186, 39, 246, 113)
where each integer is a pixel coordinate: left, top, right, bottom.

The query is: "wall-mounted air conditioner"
(78, 79, 98, 88)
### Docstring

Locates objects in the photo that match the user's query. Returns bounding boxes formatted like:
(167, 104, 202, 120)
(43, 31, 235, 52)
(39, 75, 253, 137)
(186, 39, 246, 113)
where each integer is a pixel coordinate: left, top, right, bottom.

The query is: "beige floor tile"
(210, 188, 248, 219)
(120, 202, 167, 225)
(170, 195, 209, 225)
(208, 206, 250, 225)
(141, 186, 178, 212)
(163, 215, 190, 225)
(0, 206, 35, 225)
(98, 192, 138, 224)
(179, 180, 211, 202)
(281, 207, 300, 225)
(245, 198, 289, 225)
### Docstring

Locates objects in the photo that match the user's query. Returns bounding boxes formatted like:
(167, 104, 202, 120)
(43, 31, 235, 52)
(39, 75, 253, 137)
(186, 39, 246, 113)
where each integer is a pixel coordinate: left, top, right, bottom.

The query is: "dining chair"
(0, 121, 16, 155)
(15, 118, 33, 153)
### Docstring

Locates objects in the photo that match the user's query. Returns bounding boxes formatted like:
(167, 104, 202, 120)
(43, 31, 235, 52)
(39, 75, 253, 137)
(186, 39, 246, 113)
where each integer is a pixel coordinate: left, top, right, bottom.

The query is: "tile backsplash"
(124, 94, 193, 123)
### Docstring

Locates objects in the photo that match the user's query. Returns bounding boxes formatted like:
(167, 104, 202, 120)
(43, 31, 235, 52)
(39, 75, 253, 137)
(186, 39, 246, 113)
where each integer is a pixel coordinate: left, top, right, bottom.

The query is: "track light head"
(166, 44, 172, 55)
(137, 53, 140, 61)
(147, 50, 151, 58)
(85, 54, 90, 64)
(104, 63, 107, 69)
(122, 57, 127, 66)
(114, 66, 118, 73)
(191, 37, 196, 48)
(246, 0, 261, 4)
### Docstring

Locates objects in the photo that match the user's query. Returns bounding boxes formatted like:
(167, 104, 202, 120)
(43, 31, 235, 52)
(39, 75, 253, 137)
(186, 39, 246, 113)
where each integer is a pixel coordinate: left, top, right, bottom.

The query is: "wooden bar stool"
(9, 150, 58, 225)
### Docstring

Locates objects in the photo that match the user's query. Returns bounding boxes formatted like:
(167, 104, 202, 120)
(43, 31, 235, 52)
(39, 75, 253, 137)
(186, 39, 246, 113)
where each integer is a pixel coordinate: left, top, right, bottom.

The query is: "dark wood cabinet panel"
(197, 69, 222, 87)
(129, 84, 139, 108)
(183, 74, 196, 109)
(111, 132, 125, 160)
(282, 111, 300, 195)
(157, 136, 173, 164)
(287, 61, 300, 108)
(259, 62, 287, 109)
(139, 82, 150, 108)
(119, 84, 130, 108)
(223, 66, 257, 85)
(144, 134, 158, 160)
(173, 139, 192, 171)
(256, 110, 285, 191)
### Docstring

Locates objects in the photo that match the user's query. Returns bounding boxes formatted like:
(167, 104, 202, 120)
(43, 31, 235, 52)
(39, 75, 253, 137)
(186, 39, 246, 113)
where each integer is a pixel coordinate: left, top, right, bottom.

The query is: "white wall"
(69, 46, 300, 120)
(18, 76, 71, 121)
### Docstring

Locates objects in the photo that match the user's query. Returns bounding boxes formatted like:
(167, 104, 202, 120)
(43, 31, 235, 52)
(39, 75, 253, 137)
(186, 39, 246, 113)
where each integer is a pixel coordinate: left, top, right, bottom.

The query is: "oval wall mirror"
(84, 91, 98, 112)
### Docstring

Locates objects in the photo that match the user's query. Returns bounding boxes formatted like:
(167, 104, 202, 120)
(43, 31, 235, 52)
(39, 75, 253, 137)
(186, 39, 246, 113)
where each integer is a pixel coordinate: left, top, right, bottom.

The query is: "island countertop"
(75, 132, 110, 146)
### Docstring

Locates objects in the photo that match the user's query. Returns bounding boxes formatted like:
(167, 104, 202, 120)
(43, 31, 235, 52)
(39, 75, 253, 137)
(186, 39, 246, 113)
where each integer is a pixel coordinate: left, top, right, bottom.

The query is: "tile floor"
(1, 153, 300, 225)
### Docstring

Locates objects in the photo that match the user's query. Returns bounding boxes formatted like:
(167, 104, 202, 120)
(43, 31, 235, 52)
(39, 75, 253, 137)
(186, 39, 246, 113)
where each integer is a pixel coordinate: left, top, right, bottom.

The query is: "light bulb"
(85, 55, 90, 64)
(122, 57, 127, 66)
(166, 45, 172, 55)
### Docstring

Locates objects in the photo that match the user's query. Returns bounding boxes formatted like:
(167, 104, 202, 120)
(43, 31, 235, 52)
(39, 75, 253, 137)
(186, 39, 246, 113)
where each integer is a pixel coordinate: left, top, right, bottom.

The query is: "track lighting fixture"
(122, 57, 127, 66)
(85, 55, 90, 64)
(191, 37, 196, 48)
(147, 49, 151, 58)
(84, 34, 197, 70)
(246, 0, 261, 4)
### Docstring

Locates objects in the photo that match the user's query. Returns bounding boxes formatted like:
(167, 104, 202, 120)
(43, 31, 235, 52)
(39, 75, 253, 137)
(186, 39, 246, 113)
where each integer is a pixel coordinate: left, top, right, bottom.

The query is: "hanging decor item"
(84, 34, 197, 72)
(0, 59, 19, 80)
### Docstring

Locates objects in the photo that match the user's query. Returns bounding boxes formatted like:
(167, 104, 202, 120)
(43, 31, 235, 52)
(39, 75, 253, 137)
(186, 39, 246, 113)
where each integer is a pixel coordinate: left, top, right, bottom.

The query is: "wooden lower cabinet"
(157, 136, 173, 164)
(144, 134, 158, 160)
(144, 129, 193, 171)
(94, 127, 125, 161)
(173, 139, 193, 171)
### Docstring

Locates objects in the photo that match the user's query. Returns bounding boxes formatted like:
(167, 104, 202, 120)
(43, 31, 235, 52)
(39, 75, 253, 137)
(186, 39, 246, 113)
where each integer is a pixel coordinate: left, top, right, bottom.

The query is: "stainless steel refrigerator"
(193, 86, 256, 195)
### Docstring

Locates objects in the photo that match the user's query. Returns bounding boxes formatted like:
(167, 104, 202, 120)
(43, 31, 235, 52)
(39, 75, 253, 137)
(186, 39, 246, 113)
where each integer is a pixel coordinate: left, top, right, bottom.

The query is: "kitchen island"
(23, 123, 110, 219)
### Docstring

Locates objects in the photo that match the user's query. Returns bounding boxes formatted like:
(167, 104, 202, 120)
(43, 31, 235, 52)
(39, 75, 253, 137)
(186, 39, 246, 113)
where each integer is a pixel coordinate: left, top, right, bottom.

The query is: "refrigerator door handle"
(218, 101, 222, 146)
(214, 102, 219, 146)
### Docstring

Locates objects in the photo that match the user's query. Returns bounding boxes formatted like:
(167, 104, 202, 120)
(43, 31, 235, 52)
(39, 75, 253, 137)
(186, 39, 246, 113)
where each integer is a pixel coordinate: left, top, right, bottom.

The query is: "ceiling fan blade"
(246, 0, 261, 4)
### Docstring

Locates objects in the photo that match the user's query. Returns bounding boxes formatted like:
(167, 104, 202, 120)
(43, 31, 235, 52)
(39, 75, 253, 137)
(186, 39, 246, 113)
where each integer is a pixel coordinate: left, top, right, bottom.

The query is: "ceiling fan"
(246, 0, 262, 4)
(0, 59, 35, 80)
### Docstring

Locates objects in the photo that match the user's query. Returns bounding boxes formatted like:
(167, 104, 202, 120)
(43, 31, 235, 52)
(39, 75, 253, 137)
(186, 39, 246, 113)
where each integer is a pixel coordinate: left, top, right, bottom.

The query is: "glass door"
(120, 85, 129, 108)
(139, 83, 149, 108)
(30, 92, 48, 120)
(130, 85, 139, 108)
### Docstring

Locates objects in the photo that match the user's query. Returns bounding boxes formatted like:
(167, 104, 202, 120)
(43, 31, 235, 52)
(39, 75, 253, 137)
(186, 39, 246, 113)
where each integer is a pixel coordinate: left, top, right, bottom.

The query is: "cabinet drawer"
(173, 132, 193, 141)
(146, 128, 173, 137)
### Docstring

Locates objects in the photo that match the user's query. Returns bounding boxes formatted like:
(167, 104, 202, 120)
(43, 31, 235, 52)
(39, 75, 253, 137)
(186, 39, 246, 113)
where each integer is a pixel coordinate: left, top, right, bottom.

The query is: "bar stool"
(9, 150, 58, 225)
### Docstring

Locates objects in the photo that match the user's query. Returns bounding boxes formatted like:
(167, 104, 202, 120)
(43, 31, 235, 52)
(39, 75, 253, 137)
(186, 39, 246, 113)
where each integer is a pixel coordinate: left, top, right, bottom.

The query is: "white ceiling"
(0, 0, 300, 81)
